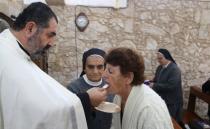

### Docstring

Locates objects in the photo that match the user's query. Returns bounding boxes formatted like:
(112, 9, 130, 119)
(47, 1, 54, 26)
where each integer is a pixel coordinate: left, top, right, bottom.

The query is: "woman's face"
(103, 64, 127, 95)
(157, 53, 168, 65)
(84, 56, 105, 82)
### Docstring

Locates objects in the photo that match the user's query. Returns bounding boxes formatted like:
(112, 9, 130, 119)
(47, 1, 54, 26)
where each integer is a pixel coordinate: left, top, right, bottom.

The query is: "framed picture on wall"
(24, 0, 127, 8)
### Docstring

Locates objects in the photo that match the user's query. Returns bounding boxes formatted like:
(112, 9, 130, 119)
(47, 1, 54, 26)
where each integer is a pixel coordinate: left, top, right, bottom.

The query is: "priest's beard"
(28, 29, 50, 60)
(30, 44, 50, 60)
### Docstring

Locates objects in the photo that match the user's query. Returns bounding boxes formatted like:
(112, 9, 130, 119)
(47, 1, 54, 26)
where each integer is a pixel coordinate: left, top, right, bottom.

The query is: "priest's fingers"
(87, 87, 107, 107)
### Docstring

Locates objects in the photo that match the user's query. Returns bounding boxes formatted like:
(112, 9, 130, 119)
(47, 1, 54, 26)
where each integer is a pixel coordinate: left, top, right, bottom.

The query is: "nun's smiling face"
(84, 55, 105, 82)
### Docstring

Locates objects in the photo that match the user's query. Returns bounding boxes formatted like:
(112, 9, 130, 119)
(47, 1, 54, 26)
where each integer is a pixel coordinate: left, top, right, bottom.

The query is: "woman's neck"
(119, 85, 132, 111)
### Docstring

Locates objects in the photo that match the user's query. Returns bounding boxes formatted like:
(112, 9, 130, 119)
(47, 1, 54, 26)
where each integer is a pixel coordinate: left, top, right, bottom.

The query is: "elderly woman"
(67, 48, 113, 129)
(103, 47, 173, 129)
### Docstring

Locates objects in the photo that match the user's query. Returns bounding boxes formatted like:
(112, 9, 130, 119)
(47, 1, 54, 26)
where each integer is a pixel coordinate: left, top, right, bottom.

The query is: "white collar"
(163, 61, 171, 68)
(2, 29, 31, 60)
(83, 74, 102, 86)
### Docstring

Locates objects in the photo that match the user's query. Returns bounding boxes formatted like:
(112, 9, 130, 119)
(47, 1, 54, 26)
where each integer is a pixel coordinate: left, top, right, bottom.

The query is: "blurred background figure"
(150, 48, 184, 127)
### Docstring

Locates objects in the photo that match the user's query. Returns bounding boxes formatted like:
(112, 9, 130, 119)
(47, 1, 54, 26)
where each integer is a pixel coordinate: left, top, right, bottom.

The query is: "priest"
(0, 2, 107, 129)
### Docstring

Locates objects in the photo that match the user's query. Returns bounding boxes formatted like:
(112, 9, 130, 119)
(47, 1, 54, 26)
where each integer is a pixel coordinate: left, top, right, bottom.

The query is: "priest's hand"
(87, 87, 107, 107)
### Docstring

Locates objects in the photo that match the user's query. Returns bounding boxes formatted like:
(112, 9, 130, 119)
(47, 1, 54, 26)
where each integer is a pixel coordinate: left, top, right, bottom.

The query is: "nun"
(151, 48, 184, 125)
(67, 48, 114, 129)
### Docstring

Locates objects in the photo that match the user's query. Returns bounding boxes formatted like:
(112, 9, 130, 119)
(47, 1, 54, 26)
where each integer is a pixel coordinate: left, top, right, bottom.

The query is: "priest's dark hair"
(12, 2, 58, 31)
